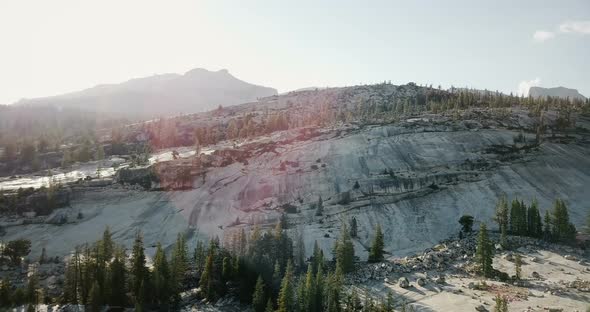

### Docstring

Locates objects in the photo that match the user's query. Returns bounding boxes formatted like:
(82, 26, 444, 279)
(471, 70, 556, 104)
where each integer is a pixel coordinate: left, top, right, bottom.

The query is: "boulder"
(416, 277, 426, 286)
(435, 275, 446, 284)
(564, 255, 577, 261)
(398, 277, 410, 288)
(531, 271, 540, 279)
(502, 253, 513, 261)
(475, 305, 487, 311)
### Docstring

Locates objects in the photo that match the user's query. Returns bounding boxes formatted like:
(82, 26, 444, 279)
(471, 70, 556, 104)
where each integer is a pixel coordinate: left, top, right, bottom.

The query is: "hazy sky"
(1, 0, 589, 104)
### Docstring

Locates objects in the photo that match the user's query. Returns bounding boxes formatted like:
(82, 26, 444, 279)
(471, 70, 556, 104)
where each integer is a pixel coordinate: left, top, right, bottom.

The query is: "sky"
(0, 0, 589, 104)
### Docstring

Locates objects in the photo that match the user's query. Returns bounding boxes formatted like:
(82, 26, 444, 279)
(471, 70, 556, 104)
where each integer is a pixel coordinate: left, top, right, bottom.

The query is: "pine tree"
(314, 264, 325, 312)
(527, 199, 543, 238)
(295, 228, 306, 269)
(25, 273, 38, 304)
(311, 241, 324, 274)
(499, 221, 508, 249)
(0, 279, 11, 307)
(368, 224, 384, 262)
(100, 226, 114, 261)
(109, 247, 127, 307)
(304, 264, 316, 312)
(551, 199, 577, 242)
(153, 242, 170, 306)
(475, 223, 493, 277)
(63, 247, 81, 304)
(335, 223, 355, 273)
(131, 232, 148, 301)
(325, 265, 343, 312)
(494, 196, 509, 232)
(265, 298, 274, 312)
(88, 281, 101, 312)
(543, 210, 552, 241)
(171, 233, 188, 292)
(222, 257, 232, 282)
(200, 254, 214, 301)
(350, 217, 358, 238)
(252, 276, 266, 312)
(315, 196, 324, 216)
(194, 240, 206, 272)
(384, 291, 395, 312)
(277, 261, 294, 312)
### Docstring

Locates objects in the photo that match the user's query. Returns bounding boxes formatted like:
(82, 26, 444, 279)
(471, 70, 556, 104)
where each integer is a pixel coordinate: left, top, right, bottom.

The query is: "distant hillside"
(15, 68, 277, 118)
(529, 86, 586, 100)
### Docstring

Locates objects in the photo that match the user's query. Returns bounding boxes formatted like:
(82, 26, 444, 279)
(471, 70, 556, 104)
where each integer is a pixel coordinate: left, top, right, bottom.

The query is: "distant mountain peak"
(529, 86, 586, 100)
(15, 68, 277, 117)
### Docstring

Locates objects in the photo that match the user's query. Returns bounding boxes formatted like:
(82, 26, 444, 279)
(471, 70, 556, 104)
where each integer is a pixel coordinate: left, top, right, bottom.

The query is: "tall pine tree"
(475, 223, 494, 277)
(368, 224, 385, 262)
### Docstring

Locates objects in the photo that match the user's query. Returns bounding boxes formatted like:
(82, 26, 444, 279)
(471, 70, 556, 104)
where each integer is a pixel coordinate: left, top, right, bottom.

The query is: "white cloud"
(533, 30, 555, 42)
(517, 78, 541, 96)
(559, 20, 590, 34)
(533, 20, 590, 42)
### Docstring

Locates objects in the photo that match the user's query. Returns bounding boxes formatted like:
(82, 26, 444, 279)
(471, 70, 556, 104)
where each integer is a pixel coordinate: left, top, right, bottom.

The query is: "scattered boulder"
(435, 275, 446, 284)
(416, 277, 426, 286)
(564, 255, 577, 261)
(502, 253, 513, 261)
(531, 271, 540, 279)
(475, 304, 487, 311)
(398, 277, 410, 288)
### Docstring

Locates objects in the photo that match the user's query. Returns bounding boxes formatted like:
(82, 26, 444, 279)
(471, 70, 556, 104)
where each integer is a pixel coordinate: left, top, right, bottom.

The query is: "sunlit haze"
(1, 0, 589, 104)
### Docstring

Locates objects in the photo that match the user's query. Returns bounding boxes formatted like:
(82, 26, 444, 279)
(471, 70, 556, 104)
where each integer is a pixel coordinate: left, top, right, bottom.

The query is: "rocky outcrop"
(529, 86, 586, 100)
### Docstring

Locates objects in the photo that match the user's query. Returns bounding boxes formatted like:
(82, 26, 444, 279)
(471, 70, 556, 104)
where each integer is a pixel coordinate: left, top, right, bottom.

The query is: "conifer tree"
(109, 247, 127, 307)
(304, 264, 316, 312)
(543, 210, 552, 241)
(277, 261, 294, 312)
(171, 233, 188, 291)
(222, 257, 232, 282)
(25, 273, 38, 304)
(265, 298, 274, 312)
(494, 196, 509, 232)
(252, 276, 266, 312)
(100, 226, 114, 261)
(200, 254, 214, 301)
(368, 224, 385, 263)
(315, 196, 324, 216)
(551, 199, 577, 242)
(350, 217, 358, 238)
(131, 232, 148, 301)
(314, 264, 325, 312)
(475, 223, 493, 277)
(311, 241, 324, 274)
(0, 279, 12, 307)
(153, 242, 170, 306)
(88, 281, 101, 312)
(194, 240, 206, 272)
(335, 223, 355, 273)
(527, 199, 542, 238)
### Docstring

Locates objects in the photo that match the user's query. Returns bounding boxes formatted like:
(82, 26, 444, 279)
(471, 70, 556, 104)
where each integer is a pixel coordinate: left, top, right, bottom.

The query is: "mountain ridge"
(15, 68, 278, 117)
